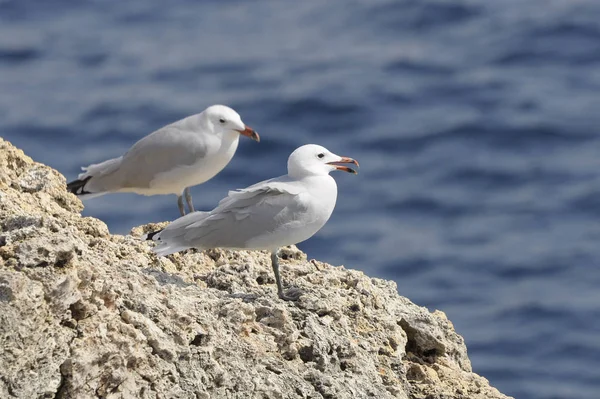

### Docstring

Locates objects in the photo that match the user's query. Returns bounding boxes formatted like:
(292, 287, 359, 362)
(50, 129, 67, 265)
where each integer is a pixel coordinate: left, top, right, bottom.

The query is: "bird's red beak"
(327, 157, 359, 174)
(236, 125, 260, 142)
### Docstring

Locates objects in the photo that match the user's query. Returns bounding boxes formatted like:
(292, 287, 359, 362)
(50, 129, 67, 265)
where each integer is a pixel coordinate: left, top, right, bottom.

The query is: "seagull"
(67, 105, 260, 216)
(144, 144, 358, 300)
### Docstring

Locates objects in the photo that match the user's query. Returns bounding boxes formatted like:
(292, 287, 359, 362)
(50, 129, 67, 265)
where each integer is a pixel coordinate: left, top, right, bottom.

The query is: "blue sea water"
(2, 1, 600, 397)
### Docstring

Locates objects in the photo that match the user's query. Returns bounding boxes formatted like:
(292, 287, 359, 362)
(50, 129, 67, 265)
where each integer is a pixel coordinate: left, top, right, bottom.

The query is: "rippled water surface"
(3, 1, 600, 397)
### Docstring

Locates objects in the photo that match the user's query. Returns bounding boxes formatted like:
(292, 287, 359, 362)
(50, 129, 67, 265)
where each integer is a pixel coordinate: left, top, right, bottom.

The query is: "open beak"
(327, 156, 359, 174)
(236, 125, 260, 142)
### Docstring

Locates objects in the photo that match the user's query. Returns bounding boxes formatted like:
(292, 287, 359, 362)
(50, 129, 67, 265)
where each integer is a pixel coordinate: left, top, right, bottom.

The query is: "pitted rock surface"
(0, 137, 511, 398)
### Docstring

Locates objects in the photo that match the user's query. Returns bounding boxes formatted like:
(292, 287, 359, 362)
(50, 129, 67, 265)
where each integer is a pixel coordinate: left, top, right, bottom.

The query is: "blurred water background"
(2, 1, 600, 397)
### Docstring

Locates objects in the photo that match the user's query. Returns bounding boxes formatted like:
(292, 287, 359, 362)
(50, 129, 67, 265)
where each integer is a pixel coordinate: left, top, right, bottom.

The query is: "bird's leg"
(271, 250, 287, 300)
(177, 195, 186, 216)
(271, 250, 299, 301)
(184, 187, 195, 213)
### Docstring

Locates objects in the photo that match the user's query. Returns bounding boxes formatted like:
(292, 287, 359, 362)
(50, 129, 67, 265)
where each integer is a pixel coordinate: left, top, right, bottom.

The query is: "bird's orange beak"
(327, 157, 359, 174)
(236, 125, 260, 142)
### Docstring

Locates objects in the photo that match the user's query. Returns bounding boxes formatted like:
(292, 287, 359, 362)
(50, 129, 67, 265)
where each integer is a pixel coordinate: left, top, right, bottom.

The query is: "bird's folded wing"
(215, 176, 304, 212)
(154, 176, 308, 252)
(117, 126, 208, 189)
(159, 178, 297, 235)
(176, 179, 306, 246)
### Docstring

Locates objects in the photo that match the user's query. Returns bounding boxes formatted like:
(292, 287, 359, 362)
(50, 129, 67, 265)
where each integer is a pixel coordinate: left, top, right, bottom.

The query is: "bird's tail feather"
(143, 229, 190, 256)
(67, 156, 123, 198)
(78, 157, 122, 180)
(66, 176, 109, 199)
(143, 212, 211, 256)
(141, 229, 163, 241)
(67, 176, 93, 195)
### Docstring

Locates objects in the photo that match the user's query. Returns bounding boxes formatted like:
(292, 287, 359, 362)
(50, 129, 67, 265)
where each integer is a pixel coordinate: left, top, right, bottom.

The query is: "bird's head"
(203, 105, 260, 142)
(287, 144, 359, 178)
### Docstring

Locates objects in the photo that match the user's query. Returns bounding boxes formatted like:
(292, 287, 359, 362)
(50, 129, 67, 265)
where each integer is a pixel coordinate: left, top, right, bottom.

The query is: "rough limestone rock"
(0, 137, 511, 399)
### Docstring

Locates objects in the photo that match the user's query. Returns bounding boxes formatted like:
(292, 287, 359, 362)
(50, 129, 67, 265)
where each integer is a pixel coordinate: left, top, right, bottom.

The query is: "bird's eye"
(317, 153, 325, 159)
(219, 118, 226, 124)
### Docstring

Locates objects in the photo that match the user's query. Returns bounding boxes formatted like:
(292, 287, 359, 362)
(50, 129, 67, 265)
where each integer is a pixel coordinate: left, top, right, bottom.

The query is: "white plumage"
(67, 105, 259, 216)
(145, 144, 358, 300)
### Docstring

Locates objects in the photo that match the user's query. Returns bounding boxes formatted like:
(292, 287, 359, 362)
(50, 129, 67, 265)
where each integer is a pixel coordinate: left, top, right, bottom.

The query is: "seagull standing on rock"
(67, 105, 260, 216)
(144, 144, 359, 300)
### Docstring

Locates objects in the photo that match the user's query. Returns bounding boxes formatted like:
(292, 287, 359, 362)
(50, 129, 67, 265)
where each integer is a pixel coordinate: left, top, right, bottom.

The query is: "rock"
(0, 137, 512, 398)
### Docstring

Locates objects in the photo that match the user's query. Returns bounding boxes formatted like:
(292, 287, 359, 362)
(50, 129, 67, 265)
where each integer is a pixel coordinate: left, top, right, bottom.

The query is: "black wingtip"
(145, 230, 163, 241)
(66, 176, 92, 196)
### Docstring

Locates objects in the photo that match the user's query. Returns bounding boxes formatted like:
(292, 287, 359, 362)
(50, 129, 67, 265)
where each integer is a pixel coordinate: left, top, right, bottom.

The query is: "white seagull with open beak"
(144, 144, 359, 300)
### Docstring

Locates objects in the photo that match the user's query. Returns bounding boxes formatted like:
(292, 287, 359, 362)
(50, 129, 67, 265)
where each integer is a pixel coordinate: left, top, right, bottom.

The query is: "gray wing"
(115, 125, 208, 189)
(154, 180, 307, 254)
